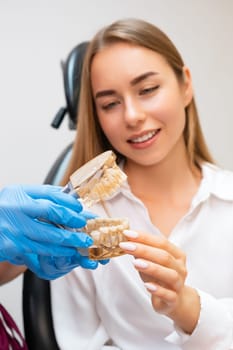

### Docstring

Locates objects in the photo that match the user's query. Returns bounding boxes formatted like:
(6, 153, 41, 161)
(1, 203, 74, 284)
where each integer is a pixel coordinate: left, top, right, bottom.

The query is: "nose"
(124, 98, 146, 127)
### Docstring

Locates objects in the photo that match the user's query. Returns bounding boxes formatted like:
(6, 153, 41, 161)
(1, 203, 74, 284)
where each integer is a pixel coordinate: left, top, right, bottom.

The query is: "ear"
(182, 66, 193, 107)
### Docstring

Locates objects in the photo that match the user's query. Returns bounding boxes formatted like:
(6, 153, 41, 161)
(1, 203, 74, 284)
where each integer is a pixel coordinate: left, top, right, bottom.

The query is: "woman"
(51, 18, 233, 349)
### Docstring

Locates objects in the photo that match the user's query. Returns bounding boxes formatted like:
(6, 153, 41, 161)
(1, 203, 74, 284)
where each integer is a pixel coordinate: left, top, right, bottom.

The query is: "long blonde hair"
(61, 18, 214, 185)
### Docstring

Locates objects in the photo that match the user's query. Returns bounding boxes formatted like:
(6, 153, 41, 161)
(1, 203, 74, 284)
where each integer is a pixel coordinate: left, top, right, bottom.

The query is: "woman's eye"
(102, 101, 120, 110)
(140, 85, 159, 95)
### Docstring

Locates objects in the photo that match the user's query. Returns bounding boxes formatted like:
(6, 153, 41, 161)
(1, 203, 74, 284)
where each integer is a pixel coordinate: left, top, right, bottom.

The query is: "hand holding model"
(0, 184, 98, 279)
(120, 230, 200, 334)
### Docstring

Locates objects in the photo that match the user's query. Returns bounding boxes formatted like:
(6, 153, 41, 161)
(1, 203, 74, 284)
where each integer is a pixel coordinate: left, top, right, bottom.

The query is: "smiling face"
(91, 42, 193, 169)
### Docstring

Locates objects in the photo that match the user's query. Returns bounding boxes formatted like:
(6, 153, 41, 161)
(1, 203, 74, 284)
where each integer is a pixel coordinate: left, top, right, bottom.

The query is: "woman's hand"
(119, 230, 200, 334)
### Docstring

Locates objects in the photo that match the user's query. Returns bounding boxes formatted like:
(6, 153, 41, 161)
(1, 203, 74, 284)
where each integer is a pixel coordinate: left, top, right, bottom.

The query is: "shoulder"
(202, 162, 233, 200)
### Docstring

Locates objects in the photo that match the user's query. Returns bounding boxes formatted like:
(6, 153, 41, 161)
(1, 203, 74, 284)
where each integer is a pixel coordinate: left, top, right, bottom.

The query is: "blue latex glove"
(22, 253, 98, 280)
(0, 184, 101, 278)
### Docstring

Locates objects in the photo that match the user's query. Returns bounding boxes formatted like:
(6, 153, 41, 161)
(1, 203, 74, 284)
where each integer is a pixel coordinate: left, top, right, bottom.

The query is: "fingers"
(119, 238, 184, 274)
(19, 184, 97, 229)
(25, 254, 67, 280)
(13, 222, 92, 256)
(22, 184, 83, 214)
(98, 259, 110, 265)
(122, 229, 184, 260)
(39, 254, 98, 273)
(60, 229, 94, 247)
(22, 251, 99, 280)
(26, 218, 93, 248)
(133, 259, 182, 292)
(69, 254, 98, 269)
(26, 200, 87, 228)
(44, 204, 87, 228)
(81, 210, 98, 220)
(144, 282, 178, 314)
(25, 239, 79, 257)
(43, 187, 83, 212)
(119, 229, 187, 310)
(23, 252, 98, 280)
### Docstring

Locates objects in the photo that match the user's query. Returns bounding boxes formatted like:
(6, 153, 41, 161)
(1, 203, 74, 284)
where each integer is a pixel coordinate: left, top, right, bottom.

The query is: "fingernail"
(119, 242, 136, 251)
(144, 282, 157, 292)
(133, 259, 148, 269)
(123, 230, 138, 238)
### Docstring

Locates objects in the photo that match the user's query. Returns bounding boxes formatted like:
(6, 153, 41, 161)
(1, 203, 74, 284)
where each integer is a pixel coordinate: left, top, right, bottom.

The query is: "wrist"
(168, 286, 200, 334)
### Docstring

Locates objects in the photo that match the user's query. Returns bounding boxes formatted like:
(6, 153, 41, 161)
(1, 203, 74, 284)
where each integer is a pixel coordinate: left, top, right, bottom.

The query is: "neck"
(124, 147, 201, 203)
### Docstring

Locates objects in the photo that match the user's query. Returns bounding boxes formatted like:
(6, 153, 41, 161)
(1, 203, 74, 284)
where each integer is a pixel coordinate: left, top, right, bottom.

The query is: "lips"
(128, 129, 160, 144)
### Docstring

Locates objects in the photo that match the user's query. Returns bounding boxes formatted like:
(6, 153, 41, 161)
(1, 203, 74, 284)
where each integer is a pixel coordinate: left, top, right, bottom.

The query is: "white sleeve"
(165, 289, 233, 349)
(51, 268, 117, 350)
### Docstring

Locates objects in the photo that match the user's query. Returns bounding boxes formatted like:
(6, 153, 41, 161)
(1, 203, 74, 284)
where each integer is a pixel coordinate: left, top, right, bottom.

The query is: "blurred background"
(0, 0, 232, 334)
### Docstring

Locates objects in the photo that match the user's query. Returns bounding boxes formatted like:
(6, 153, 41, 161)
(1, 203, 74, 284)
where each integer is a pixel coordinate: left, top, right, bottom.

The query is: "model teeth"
(77, 166, 127, 207)
(68, 151, 130, 260)
(69, 151, 127, 207)
(84, 218, 130, 260)
(131, 130, 156, 143)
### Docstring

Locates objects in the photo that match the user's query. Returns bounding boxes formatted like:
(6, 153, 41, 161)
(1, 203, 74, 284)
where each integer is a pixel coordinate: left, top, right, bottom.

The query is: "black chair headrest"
(51, 41, 89, 130)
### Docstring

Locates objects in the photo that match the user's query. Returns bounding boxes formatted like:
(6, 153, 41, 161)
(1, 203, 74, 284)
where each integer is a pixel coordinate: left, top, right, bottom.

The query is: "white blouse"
(51, 163, 233, 350)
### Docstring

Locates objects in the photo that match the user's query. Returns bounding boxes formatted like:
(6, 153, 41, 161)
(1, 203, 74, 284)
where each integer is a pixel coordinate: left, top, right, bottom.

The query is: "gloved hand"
(22, 253, 98, 280)
(0, 184, 103, 278)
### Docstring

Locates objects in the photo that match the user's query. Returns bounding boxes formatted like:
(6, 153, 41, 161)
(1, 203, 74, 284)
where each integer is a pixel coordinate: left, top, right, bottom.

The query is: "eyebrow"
(130, 71, 159, 86)
(95, 71, 159, 99)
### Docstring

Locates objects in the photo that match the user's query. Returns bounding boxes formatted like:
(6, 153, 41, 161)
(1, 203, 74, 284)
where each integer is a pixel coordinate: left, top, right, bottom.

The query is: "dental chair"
(22, 41, 89, 350)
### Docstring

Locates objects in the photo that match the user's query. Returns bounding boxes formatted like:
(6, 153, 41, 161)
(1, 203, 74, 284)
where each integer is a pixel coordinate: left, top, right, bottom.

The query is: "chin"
(127, 155, 163, 168)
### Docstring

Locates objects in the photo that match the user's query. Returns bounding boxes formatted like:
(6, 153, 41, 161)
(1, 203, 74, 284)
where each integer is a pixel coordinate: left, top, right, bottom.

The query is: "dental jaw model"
(85, 217, 129, 260)
(64, 150, 126, 207)
(64, 150, 129, 260)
